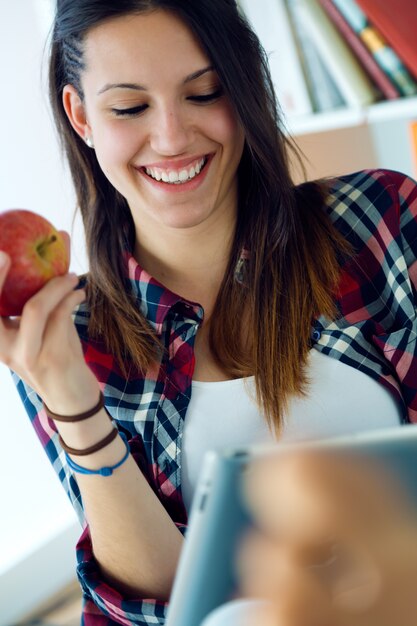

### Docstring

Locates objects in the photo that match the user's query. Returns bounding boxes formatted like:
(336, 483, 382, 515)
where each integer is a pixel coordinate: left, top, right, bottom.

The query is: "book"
(289, 0, 378, 108)
(333, 0, 417, 97)
(357, 0, 417, 81)
(238, 0, 313, 118)
(286, 0, 346, 112)
(319, 0, 399, 100)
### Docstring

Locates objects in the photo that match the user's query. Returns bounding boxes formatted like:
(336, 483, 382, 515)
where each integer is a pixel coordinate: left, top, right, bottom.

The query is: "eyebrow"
(97, 65, 215, 95)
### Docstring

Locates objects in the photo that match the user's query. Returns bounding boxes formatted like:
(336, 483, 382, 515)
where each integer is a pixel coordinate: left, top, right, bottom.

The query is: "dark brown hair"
(49, 0, 351, 435)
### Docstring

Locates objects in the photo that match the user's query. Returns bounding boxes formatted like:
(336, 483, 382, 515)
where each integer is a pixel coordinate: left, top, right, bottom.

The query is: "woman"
(1, 0, 417, 624)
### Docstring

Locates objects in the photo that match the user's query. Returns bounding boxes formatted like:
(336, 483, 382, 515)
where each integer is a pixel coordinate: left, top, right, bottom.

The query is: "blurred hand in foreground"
(237, 447, 417, 626)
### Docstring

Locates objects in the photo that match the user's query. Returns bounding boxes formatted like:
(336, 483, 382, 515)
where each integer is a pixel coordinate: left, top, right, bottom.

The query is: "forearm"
(55, 407, 184, 601)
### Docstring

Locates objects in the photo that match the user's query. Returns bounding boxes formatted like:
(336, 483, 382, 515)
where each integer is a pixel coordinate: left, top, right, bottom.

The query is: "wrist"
(65, 430, 130, 475)
(42, 381, 101, 419)
(53, 407, 114, 451)
(42, 370, 101, 417)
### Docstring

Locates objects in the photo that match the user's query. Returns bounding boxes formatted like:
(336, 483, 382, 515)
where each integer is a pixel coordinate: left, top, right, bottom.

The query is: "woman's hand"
(237, 447, 417, 626)
(0, 232, 100, 414)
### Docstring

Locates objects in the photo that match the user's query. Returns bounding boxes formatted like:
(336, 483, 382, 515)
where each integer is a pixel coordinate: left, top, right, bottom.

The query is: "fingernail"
(0, 251, 8, 267)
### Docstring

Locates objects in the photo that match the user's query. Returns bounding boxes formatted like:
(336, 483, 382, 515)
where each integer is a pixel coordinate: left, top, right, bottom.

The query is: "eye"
(111, 104, 148, 117)
(188, 88, 224, 103)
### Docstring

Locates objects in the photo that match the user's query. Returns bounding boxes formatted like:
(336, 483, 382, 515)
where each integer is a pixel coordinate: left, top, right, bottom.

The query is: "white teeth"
(144, 157, 207, 184)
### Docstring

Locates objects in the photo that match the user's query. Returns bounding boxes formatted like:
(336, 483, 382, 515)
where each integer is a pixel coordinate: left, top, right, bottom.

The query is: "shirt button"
(312, 329, 321, 342)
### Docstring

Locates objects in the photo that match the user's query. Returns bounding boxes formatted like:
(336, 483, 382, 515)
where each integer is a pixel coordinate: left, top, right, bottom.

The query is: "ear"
(62, 84, 91, 141)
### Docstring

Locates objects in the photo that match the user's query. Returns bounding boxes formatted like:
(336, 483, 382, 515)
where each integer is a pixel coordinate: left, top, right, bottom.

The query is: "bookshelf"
(239, 0, 417, 181)
(286, 95, 417, 136)
(286, 96, 417, 182)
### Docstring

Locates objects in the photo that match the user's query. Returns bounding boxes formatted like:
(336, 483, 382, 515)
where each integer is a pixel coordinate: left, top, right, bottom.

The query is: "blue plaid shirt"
(11, 168, 417, 624)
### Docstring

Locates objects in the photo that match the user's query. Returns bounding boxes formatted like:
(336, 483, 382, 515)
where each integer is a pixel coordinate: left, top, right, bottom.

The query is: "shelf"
(367, 96, 417, 123)
(285, 107, 365, 136)
(284, 95, 417, 136)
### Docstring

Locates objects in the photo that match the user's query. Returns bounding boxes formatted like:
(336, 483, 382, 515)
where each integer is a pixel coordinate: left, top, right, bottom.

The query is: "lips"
(141, 154, 209, 170)
(143, 156, 208, 184)
(135, 153, 213, 192)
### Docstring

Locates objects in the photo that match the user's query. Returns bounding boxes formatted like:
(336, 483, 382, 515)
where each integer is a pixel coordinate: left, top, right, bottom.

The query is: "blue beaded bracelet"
(65, 431, 130, 477)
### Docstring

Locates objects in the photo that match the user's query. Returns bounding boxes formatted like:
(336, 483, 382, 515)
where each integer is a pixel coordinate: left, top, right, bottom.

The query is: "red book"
(319, 0, 399, 99)
(356, 0, 417, 80)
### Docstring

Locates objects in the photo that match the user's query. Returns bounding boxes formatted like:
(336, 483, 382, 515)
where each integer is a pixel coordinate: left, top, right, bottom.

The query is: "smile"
(142, 156, 209, 185)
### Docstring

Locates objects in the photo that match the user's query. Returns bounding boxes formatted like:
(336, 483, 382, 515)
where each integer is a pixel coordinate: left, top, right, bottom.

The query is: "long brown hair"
(49, 0, 352, 435)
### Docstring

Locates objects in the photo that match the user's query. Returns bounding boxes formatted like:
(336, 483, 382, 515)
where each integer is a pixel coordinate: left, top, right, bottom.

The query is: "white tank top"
(181, 349, 402, 514)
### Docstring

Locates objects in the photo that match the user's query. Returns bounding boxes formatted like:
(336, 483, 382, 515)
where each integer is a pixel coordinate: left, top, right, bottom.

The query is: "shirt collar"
(122, 247, 250, 332)
(123, 249, 204, 332)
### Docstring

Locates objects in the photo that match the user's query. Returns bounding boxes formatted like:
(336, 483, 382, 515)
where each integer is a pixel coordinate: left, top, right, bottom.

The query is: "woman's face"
(64, 9, 245, 231)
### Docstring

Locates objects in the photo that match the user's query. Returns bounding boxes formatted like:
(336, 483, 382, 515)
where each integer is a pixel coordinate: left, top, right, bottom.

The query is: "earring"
(85, 136, 95, 149)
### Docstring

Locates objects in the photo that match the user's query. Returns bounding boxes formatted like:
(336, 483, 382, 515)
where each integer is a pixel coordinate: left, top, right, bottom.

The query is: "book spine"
(292, 0, 377, 107)
(286, 0, 345, 111)
(319, 0, 399, 100)
(239, 0, 313, 117)
(357, 0, 417, 81)
(333, 0, 417, 97)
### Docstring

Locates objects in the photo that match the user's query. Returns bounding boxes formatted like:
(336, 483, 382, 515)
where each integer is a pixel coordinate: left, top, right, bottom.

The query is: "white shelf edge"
(284, 96, 417, 136)
(285, 107, 365, 136)
(367, 96, 417, 123)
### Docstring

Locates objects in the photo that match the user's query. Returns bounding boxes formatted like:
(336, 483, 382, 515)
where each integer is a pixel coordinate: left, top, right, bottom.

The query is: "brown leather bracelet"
(59, 425, 119, 456)
(44, 391, 104, 422)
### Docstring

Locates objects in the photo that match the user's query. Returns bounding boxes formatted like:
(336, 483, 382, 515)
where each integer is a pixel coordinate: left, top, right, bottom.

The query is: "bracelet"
(65, 431, 130, 477)
(44, 391, 104, 422)
(58, 425, 119, 456)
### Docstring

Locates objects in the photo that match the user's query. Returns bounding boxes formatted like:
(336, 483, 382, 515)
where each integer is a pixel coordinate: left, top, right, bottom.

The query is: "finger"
(238, 530, 333, 626)
(238, 530, 289, 599)
(244, 449, 412, 545)
(38, 285, 86, 371)
(243, 450, 337, 543)
(0, 250, 11, 304)
(42, 285, 86, 345)
(14, 273, 80, 370)
(0, 252, 21, 359)
(58, 230, 71, 265)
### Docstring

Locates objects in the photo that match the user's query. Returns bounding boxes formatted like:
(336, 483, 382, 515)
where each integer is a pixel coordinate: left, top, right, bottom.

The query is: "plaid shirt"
(11, 168, 417, 625)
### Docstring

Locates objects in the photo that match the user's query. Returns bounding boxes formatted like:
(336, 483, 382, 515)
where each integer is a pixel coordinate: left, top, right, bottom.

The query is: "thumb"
(0, 251, 11, 318)
(58, 230, 71, 267)
(0, 251, 11, 288)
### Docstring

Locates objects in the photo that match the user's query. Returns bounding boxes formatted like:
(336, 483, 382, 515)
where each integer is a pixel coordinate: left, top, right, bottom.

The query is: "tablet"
(165, 424, 417, 626)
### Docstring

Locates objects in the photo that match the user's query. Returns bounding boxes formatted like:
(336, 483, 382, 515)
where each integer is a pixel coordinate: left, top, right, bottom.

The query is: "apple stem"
(37, 235, 57, 257)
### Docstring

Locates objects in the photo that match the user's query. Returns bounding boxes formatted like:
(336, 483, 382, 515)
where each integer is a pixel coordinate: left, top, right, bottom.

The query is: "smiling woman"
(4, 0, 417, 625)
(63, 10, 245, 245)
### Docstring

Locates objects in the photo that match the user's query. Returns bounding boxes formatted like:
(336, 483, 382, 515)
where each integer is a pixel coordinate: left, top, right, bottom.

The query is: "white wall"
(0, 1, 87, 623)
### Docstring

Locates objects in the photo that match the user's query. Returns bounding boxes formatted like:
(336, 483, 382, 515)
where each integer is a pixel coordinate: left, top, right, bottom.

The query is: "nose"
(149, 103, 194, 156)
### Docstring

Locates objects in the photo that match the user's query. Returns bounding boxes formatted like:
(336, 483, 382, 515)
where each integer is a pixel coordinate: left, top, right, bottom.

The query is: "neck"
(133, 207, 237, 312)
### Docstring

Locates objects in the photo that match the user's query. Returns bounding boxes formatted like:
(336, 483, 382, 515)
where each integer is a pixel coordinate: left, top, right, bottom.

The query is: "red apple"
(0, 209, 70, 317)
